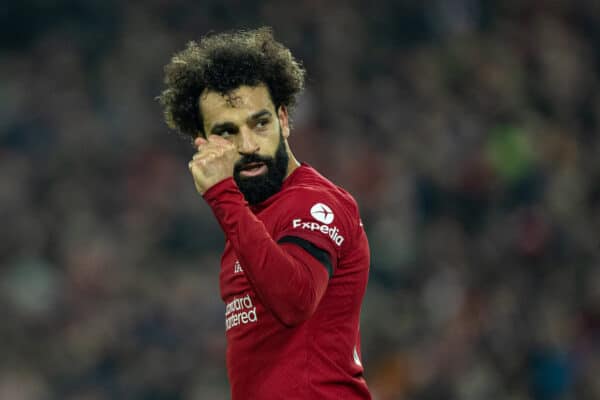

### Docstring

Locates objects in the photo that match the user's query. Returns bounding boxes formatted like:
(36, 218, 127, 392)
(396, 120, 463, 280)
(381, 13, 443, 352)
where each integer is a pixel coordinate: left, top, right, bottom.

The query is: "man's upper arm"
(278, 235, 333, 277)
(274, 189, 353, 276)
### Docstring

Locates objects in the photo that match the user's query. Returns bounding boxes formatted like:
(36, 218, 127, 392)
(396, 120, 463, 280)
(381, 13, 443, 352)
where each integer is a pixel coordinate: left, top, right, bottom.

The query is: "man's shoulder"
(271, 166, 366, 254)
(283, 165, 349, 197)
(277, 166, 359, 217)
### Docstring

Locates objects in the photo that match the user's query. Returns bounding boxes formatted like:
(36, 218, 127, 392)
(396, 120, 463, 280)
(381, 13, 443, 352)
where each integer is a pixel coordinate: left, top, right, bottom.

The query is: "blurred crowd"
(1, 0, 600, 399)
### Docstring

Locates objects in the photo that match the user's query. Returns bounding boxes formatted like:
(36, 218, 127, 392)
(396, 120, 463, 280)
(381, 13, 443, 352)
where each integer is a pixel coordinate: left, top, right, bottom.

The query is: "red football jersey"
(203, 163, 371, 399)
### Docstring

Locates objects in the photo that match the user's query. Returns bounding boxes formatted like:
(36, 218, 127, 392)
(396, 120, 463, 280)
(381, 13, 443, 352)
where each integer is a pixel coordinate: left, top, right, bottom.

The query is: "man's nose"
(238, 127, 260, 154)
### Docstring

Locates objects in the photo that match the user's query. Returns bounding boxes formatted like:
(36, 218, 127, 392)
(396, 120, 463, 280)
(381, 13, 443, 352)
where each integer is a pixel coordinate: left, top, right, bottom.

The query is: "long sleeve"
(204, 178, 330, 327)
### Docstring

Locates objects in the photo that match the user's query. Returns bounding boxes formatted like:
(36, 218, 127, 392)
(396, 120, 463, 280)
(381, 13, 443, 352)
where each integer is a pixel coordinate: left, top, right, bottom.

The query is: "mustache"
(234, 154, 274, 173)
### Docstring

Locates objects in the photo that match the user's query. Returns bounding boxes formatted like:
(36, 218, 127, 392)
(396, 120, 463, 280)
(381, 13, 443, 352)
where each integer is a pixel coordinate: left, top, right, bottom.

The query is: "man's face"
(199, 84, 291, 205)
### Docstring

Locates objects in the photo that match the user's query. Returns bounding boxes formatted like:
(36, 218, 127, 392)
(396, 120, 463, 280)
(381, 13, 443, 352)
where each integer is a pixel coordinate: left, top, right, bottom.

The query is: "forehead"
(200, 84, 275, 125)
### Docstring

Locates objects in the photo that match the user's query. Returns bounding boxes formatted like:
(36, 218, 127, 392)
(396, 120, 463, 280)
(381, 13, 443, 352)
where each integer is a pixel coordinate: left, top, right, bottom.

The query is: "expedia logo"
(292, 203, 344, 246)
(310, 203, 334, 224)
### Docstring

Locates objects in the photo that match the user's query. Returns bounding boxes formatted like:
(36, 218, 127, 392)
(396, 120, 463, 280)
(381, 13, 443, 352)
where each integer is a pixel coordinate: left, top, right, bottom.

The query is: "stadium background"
(1, 0, 599, 399)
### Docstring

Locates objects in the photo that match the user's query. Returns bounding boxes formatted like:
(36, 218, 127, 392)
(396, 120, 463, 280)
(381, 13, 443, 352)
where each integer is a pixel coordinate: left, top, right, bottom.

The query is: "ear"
(277, 106, 290, 139)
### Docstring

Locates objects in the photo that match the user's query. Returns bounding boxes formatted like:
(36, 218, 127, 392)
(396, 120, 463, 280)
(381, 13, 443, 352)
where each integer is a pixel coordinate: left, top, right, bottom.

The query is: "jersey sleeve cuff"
(202, 177, 245, 204)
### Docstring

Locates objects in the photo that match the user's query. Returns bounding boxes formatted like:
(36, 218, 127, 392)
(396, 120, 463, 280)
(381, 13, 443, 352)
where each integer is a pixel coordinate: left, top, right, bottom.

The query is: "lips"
(242, 162, 264, 170)
(239, 162, 268, 177)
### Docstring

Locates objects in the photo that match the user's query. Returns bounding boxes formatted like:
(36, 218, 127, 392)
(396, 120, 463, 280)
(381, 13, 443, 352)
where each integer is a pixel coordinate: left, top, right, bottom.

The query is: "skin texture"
(188, 84, 300, 195)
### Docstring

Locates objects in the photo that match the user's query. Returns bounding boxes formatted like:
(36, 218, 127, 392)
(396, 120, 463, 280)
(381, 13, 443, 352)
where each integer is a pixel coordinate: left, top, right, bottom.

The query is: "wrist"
(202, 177, 243, 203)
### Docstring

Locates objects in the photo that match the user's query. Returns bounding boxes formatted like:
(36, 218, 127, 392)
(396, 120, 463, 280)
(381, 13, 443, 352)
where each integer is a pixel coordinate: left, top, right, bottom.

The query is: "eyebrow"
(249, 109, 272, 121)
(209, 109, 273, 135)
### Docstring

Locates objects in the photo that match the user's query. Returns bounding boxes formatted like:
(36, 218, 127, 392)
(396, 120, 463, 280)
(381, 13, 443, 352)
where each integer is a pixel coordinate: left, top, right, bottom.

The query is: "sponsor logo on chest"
(225, 293, 257, 331)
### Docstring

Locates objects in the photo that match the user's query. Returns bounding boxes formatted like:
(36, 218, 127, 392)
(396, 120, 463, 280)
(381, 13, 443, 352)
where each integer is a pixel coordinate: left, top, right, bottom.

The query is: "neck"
(284, 142, 301, 179)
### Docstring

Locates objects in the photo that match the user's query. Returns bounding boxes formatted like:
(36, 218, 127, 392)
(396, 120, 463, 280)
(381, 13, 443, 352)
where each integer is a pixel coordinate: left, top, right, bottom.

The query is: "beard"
(233, 130, 289, 205)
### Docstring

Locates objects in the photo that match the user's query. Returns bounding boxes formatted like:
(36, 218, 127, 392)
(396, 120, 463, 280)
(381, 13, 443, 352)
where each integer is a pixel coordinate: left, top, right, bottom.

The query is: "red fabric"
(204, 164, 371, 400)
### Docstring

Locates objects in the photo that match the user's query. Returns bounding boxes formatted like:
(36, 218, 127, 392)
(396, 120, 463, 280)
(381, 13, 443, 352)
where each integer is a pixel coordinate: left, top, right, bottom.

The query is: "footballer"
(159, 27, 371, 399)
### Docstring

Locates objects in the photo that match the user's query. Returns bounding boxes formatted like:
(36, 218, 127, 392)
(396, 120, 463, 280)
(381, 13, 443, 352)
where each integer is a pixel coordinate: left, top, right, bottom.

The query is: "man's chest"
(218, 213, 278, 335)
(219, 210, 278, 300)
(219, 243, 250, 301)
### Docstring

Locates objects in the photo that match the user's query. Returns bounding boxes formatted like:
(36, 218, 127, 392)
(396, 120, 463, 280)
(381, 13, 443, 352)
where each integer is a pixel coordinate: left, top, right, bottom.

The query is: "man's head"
(159, 27, 305, 204)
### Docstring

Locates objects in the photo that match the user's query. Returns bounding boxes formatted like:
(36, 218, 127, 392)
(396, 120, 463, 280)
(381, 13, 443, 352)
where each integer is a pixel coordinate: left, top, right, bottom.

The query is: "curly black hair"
(158, 27, 306, 139)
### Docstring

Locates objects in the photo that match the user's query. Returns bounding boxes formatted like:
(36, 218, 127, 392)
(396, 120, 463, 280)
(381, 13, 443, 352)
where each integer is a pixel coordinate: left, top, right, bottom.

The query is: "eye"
(256, 118, 270, 128)
(218, 130, 236, 139)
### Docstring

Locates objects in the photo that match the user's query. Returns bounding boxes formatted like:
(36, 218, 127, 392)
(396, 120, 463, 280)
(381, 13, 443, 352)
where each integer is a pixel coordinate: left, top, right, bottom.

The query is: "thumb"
(194, 136, 208, 148)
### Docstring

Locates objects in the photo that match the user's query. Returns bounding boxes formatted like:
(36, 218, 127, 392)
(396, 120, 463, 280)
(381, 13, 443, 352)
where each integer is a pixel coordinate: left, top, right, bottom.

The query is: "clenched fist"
(188, 135, 238, 194)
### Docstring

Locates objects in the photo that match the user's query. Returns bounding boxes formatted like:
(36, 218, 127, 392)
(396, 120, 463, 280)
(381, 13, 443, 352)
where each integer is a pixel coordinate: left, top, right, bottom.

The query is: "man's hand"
(188, 135, 238, 195)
